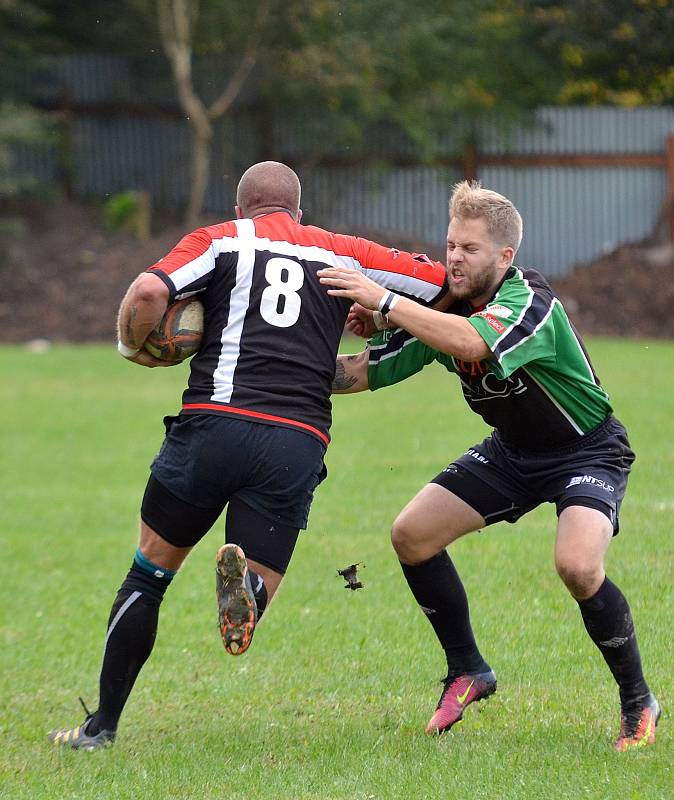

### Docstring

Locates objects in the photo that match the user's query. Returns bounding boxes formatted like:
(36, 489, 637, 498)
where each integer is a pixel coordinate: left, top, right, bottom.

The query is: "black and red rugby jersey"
(148, 211, 447, 446)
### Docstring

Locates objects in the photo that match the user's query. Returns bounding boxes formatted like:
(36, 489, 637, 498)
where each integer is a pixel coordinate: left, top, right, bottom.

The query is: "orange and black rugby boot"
(216, 543, 258, 655)
(614, 693, 661, 752)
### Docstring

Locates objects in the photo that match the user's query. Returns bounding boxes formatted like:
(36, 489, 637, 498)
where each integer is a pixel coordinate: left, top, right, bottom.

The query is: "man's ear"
(500, 246, 514, 269)
(235, 205, 243, 219)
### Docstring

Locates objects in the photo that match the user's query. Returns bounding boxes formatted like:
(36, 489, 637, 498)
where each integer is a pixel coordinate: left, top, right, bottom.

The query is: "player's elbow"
(449, 334, 490, 362)
(131, 272, 170, 306)
(332, 350, 370, 393)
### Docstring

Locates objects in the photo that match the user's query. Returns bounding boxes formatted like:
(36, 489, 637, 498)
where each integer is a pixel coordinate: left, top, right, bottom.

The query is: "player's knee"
(555, 556, 602, 598)
(391, 514, 418, 560)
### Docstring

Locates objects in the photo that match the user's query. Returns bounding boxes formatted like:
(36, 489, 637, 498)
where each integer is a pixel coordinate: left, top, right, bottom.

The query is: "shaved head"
(236, 161, 301, 220)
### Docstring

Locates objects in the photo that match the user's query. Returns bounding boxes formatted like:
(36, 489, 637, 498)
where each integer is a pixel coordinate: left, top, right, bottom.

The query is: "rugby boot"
(614, 693, 661, 751)
(48, 700, 115, 751)
(216, 543, 257, 655)
(425, 669, 497, 735)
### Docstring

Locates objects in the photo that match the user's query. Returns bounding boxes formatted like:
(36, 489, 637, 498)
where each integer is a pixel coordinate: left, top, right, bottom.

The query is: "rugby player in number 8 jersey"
(48, 161, 449, 749)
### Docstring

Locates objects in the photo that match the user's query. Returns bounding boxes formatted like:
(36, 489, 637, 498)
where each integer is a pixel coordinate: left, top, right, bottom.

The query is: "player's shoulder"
(198, 219, 238, 241)
(254, 213, 355, 255)
(505, 266, 555, 299)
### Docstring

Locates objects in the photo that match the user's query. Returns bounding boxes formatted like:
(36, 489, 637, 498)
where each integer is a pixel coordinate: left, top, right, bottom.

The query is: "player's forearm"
(117, 273, 170, 349)
(386, 297, 490, 362)
(332, 351, 370, 393)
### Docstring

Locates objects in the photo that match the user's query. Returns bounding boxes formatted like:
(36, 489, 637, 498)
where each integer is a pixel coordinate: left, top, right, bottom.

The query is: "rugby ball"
(144, 296, 204, 362)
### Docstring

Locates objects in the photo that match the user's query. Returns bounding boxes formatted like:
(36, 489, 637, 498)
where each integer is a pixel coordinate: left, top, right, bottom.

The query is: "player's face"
(446, 216, 511, 307)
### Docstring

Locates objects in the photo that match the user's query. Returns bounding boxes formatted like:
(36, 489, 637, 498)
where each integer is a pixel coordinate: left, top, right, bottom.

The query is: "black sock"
(89, 562, 172, 734)
(248, 569, 268, 617)
(577, 576, 650, 706)
(400, 551, 490, 676)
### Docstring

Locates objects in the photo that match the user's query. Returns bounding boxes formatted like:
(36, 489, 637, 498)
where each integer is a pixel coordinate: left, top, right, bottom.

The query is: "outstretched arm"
(319, 267, 489, 363)
(332, 350, 370, 394)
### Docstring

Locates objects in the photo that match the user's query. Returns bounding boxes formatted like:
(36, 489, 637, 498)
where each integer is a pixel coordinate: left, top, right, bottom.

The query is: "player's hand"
(318, 267, 386, 310)
(346, 303, 378, 338)
(125, 349, 183, 368)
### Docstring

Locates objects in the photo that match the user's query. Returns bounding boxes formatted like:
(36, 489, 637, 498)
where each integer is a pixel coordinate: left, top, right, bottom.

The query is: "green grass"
(1, 339, 672, 799)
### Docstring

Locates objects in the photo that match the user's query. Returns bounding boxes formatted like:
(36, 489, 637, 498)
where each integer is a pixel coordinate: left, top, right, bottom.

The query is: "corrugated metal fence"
(11, 55, 674, 277)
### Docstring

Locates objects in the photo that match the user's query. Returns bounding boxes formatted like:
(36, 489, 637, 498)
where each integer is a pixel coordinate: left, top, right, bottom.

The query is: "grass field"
(1, 339, 672, 799)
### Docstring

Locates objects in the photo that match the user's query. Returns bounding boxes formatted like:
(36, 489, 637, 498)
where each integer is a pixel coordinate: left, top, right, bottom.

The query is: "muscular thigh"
(393, 482, 486, 564)
(146, 414, 327, 548)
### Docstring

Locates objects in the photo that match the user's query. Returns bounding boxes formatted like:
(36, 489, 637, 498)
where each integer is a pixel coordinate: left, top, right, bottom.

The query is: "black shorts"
(146, 413, 327, 539)
(431, 416, 635, 534)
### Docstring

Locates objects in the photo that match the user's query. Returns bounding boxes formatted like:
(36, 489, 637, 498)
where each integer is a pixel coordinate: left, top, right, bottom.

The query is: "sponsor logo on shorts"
(466, 448, 489, 464)
(565, 475, 615, 492)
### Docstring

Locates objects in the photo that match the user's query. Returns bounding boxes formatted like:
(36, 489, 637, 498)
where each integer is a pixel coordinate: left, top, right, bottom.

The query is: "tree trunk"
(186, 123, 213, 229)
(158, 0, 269, 225)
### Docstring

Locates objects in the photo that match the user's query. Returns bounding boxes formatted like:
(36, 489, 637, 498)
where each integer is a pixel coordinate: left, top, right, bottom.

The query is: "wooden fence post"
(666, 135, 674, 242)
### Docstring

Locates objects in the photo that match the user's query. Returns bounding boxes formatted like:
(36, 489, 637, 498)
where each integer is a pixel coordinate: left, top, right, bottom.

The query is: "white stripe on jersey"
(211, 219, 256, 403)
(252, 236, 440, 301)
(253, 236, 360, 270)
(368, 335, 420, 363)
(166, 233, 439, 301)
(497, 297, 558, 361)
(167, 236, 240, 293)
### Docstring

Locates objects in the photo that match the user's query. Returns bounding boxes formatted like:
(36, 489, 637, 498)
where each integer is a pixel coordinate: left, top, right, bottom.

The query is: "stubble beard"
(450, 262, 499, 304)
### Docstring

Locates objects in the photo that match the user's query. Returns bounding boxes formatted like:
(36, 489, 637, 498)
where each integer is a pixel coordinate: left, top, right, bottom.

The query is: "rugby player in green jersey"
(318, 181, 660, 751)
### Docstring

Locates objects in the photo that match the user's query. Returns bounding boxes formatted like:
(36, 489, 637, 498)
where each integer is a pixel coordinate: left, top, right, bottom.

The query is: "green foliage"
(530, 0, 674, 104)
(102, 190, 151, 239)
(103, 191, 140, 230)
(261, 0, 560, 161)
(0, 0, 51, 59)
(1, 340, 672, 798)
(0, 101, 53, 198)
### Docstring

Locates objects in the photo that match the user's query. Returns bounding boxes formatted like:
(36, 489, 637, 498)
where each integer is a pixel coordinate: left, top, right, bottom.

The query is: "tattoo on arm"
(126, 307, 138, 347)
(332, 359, 358, 391)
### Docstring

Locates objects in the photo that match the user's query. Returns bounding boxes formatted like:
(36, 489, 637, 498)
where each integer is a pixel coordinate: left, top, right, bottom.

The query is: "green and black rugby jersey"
(368, 267, 613, 450)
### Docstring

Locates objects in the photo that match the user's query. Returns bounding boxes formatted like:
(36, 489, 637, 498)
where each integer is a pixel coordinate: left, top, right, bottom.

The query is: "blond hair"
(450, 180, 523, 253)
(236, 161, 301, 219)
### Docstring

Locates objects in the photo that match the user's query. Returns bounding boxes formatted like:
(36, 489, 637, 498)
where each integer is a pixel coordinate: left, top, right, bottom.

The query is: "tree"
(256, 0, 561, 164)
(0, 1, 54, 209)
(530, 0, 674, 105)
(157, 0, 270, 226)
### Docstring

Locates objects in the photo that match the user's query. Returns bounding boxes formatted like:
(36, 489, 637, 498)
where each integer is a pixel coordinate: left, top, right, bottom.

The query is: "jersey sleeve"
(466, 272, 556, 378)
(146, 223, 235, 301)
(347, 236, 448, 305)
(367, 327, 437, 390)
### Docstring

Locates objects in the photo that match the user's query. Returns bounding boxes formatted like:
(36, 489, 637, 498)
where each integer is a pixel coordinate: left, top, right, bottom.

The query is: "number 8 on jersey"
(260, 257, 305, 328)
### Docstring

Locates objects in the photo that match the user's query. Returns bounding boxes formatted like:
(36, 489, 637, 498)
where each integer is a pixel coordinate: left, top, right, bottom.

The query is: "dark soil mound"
(2, 201, 673, 342)
(554, 241, 674, 339)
